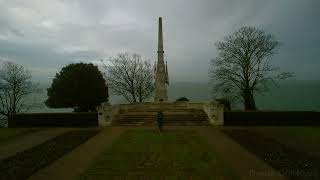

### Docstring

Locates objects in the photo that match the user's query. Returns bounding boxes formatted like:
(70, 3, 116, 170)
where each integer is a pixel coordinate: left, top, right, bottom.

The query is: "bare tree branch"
(210, 26, 293, 110)
(0, 61, 41, 126)
(102, 52, 155, 103)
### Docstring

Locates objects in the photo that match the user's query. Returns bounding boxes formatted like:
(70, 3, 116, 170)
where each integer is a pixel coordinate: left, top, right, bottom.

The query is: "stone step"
(113, 116, 209, 118)
(116, 112, 207, 116)
(112, 119, 209, 125)
(112, 122, 209, 124)
(113, 118, 208, 120)
(118, 109, 206, 112)
(111, 110, 209, 126)
(114, 115, 151, 116)
(113, 114, 208, 117)
(113, 113, 207, 117)
(120, 110, 204, 114)
(112, 118, 209, 121)
(113, 117, 208, 119)
(113, 121, 209, 123)
(113, 117, 208, 120)
(112, 123, 209, 126)
(113, 116, 208, 120)
(112, 117, 209, 120)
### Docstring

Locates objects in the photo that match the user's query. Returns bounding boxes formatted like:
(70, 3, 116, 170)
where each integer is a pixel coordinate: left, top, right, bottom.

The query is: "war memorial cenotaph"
(97, 17, 223, 126)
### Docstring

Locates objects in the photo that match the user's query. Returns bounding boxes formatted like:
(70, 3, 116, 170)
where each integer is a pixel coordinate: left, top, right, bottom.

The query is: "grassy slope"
(80, 129, 236, 180)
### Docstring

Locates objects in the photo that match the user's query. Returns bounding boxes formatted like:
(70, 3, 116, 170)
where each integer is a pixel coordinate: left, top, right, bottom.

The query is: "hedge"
(8, 112, 98, 127)
(224, 111, 320, 126)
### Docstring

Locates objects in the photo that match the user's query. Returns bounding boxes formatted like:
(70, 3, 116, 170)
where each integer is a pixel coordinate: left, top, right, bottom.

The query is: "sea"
(31, 80, 320, 112)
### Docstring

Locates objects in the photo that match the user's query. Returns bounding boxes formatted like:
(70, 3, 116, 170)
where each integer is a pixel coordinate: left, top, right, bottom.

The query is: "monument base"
(97, 101, 224, 126)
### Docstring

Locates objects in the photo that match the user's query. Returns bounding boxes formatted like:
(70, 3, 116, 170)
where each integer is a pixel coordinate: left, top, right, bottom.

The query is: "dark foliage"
(9, 112, 98, 127)
(46, 63, 108, 112)
(175, 97, 189, 101)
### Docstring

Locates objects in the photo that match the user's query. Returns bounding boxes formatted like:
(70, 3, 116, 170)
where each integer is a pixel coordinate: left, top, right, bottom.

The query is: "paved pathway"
(0, 128, 71, 161)
(28, 127, 125, 180)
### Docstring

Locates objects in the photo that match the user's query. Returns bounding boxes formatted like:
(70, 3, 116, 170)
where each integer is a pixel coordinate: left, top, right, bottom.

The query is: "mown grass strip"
(80, 129, 236, 180)
(222, 129, 320, 180)
(0, 129, 99, 180)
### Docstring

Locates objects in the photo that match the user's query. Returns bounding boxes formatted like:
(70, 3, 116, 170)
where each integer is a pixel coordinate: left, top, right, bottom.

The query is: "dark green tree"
(46, 63, 108, 112)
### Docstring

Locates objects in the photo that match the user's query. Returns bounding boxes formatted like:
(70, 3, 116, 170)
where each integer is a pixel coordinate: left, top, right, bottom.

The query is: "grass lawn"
(222, 127, 320, 179)
(0, 128, 42, 144)
(252, 127, 320, 157)
(80, 129, 236, 180)
(0, 129, 99, 180)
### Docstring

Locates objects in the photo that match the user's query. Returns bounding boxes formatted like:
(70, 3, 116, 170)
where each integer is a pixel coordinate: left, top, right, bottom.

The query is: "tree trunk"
(139, 95, 142, 102)
(13, 82, 17, 114)
(130, 90, 136, 103)
(249, 93, 256, 110)
(138, 85, 142, 102)
(131, 88, 136, 103)
(243, 89, 256, 110)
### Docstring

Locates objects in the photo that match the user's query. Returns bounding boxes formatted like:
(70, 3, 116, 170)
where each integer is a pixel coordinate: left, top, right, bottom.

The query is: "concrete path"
(0, 128, 71, 161)
(195, 126, 287, 180)
(28, 127, 125, 180)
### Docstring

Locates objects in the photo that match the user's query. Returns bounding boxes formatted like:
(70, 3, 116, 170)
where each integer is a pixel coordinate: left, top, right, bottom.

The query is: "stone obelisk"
(154, 17, 168, 102)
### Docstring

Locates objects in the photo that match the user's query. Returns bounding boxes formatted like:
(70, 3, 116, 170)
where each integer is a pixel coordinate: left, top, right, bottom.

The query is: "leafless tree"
(0, 61, 41, 126)
(210, 26, 292, 110)
(102, 52, 155, 103)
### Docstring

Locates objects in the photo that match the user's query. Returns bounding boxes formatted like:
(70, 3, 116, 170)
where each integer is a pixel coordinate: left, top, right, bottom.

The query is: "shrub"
(176, 97, 189, 102)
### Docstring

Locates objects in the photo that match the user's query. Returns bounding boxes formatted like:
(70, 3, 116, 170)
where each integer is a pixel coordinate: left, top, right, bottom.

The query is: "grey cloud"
(0, 0, 319, 83)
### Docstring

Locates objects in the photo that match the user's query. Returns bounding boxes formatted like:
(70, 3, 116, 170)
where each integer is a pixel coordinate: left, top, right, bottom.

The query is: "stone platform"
(97, 101, 224, 126)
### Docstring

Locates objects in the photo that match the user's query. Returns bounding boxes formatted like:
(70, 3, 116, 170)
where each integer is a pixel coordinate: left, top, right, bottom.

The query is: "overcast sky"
(0, 0, 319, 84)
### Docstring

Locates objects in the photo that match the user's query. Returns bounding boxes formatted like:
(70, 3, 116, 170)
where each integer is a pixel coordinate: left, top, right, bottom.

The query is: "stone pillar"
(203, 102, 224, 126)
(97, 102, 112, 126)
(216, 104, 224, 125)
(154, 17, 168, 102)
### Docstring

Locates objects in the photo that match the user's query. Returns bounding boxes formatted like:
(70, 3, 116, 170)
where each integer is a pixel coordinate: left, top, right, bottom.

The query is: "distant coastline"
(31, 80, 320, 112)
